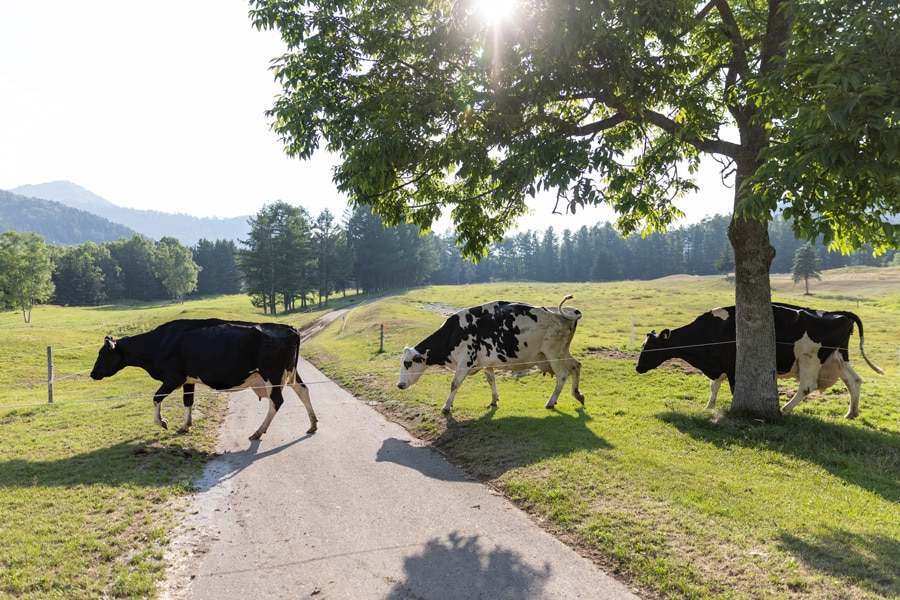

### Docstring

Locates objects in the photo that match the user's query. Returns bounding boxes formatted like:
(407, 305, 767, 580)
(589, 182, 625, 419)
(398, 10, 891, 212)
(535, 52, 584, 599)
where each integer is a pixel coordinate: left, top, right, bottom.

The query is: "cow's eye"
(413, 355, 424, 364)
(403, 361, 412, 369)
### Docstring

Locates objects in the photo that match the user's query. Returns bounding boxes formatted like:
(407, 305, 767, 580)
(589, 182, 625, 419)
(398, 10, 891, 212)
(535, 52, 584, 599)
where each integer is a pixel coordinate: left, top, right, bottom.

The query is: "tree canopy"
(251, 0, 899, 419)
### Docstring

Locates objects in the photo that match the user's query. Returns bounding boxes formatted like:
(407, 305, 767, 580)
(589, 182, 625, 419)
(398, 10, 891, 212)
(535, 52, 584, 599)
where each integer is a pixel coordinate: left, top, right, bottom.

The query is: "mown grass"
(303, 272, 900, 599)
(0, 294, 340, 599)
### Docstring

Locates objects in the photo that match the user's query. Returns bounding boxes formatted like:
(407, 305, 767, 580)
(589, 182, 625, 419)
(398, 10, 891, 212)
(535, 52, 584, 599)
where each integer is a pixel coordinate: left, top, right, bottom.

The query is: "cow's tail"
(838, 311, 885, 375)
(558, 294, 582, 320)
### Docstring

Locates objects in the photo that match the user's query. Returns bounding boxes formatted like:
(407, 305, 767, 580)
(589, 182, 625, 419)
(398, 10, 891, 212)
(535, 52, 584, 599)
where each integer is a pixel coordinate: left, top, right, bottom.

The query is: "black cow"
(635, 304, 884, 418)
(90, 318, 318, 439)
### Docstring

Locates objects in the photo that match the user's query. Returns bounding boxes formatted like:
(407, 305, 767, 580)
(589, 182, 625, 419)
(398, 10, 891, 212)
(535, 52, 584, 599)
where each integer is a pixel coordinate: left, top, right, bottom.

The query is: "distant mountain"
(8, 181, 250, 246)
(0, 189, 138, 245)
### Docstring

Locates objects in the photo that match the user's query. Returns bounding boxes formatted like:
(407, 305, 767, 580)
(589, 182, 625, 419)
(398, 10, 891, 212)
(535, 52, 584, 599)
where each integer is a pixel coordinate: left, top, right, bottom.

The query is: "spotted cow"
(398, 296, 584, 413)
(635, 303, 884, 417)
(90, 318, 318, 439)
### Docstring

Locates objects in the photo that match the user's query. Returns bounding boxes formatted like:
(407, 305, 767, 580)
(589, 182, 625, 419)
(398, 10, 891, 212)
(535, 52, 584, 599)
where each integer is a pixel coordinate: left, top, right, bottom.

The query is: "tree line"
(2, 204, 897, 321)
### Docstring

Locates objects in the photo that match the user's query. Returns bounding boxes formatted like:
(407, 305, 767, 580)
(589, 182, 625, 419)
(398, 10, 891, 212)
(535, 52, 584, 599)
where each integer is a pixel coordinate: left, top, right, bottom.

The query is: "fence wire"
(1, 316, 892, 412)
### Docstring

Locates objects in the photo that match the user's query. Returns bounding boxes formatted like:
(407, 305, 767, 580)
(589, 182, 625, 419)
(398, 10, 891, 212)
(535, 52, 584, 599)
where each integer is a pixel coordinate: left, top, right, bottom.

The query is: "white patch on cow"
(711, 307, 730, 321)
(780, 333, 863, 418)
(705, 373, 727, 409)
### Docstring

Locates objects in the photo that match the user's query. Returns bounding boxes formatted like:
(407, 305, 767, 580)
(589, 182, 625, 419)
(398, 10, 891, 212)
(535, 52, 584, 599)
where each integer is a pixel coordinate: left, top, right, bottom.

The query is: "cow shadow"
(375, 437, 471, 482)
(430, 407, 612, 481)
(778, 526, 900, 598)
(385, 531, 552, 599)
(657, 411, 900, 503)
(0, 431, 317, 491)
(0, 437, 216, 489)
(197, 434, 315, 491)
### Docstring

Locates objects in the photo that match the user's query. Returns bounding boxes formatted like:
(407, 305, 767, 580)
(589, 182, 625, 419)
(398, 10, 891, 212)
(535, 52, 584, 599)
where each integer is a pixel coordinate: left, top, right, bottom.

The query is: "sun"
(476, 0, 516, 24)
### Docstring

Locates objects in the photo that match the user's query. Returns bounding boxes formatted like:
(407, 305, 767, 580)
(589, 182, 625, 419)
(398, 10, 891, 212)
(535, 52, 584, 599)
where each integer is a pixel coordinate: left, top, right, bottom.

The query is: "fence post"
(380, 324, 386, 353)
(47, 346, 54, 404)
(631, 316, 635, 350)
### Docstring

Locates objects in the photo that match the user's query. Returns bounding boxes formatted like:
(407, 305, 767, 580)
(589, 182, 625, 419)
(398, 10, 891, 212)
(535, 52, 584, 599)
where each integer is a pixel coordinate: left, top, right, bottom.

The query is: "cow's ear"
(105, 336, 116, 350)
(660, 329, 670, 341)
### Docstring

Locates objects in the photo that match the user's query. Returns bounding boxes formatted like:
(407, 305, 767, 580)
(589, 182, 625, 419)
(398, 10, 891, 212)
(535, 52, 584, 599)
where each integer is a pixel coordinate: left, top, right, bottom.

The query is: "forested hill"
(0, 190, 137, 245)
(8, 181, 250, 246)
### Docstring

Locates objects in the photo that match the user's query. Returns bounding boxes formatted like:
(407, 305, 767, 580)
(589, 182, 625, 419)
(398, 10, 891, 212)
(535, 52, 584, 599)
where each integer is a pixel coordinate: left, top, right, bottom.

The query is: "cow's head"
(635, 329, 671, 374)
(90, 336, 126, 380)
(397, 347, 428, 390)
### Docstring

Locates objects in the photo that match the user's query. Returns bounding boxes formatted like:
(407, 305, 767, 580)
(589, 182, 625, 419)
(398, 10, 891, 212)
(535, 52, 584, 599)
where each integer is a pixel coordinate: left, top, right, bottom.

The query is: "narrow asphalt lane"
(160, 357, 644, 600)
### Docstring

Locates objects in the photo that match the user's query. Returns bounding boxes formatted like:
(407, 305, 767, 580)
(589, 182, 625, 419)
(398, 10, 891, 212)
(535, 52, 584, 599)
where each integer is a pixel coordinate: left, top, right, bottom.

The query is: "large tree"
(251, 0, 899, 419)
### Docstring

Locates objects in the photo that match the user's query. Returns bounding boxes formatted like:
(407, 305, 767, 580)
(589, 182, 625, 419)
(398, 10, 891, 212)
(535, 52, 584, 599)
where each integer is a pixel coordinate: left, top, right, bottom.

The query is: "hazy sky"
(0, 1, 733, 233)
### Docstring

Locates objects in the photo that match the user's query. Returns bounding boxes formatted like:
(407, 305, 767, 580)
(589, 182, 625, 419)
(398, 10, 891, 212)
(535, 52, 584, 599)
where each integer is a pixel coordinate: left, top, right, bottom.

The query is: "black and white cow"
(397, 295, 584, 413)
(90, 318, 318, 439)
(635, 303, 884, 418)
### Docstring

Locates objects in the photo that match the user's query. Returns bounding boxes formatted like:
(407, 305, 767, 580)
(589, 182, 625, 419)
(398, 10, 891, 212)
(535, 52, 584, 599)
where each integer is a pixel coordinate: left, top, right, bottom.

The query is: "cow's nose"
(397, 382, 407, 390)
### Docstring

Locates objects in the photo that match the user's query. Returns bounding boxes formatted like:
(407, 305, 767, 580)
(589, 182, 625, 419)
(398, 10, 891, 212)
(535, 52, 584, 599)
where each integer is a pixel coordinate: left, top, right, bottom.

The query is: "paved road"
(160, 357, 643, 599)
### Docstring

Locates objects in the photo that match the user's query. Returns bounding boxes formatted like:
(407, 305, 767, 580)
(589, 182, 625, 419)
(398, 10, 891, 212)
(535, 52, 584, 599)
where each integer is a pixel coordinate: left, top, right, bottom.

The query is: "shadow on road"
(386, 531, 551, 600)
(194, 432, 317, 492)
(376, 437, 471, 482)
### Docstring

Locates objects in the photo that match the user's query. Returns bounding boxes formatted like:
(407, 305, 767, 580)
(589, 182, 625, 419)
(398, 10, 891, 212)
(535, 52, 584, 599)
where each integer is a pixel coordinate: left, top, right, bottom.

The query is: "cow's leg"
(568, 358, 584, 405)
(484, 368, 500, 408)
(706, 374, 727, 409)
(441, 370, 469, 413)
(250, 383, 282, 441)
(545, 367, 569, 409)
(177, 383, 195, 434)
(152, 381, 181, 430)
(781, 359, 820, 415)
(840, 363, 863, 419)
(289, 381, 318, 433)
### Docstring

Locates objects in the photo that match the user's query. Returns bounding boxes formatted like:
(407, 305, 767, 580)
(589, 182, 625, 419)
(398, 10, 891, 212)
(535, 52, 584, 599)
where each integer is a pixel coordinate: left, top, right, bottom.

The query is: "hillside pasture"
(303, 272, 900, 599)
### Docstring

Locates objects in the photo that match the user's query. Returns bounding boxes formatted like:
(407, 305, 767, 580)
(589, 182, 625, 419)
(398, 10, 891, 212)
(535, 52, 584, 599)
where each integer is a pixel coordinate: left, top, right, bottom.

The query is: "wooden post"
(47, 346, 54, 404)
(380, 324, 386, 353)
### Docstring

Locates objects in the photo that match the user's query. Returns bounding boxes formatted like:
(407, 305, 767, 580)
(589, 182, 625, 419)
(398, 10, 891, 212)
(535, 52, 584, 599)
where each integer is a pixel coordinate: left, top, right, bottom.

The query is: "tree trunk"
(727, 165, 781, 421)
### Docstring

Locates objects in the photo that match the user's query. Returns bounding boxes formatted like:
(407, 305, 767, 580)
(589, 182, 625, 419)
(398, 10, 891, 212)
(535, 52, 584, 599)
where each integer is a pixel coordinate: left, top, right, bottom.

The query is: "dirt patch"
(588, 347, 703, 376)
(422, 303, 458, 317)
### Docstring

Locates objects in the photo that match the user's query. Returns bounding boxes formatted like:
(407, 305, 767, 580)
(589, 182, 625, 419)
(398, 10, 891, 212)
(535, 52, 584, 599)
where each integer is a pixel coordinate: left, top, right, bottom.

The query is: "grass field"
(2, 272, 899, 599)
(302, 270, 900, 599)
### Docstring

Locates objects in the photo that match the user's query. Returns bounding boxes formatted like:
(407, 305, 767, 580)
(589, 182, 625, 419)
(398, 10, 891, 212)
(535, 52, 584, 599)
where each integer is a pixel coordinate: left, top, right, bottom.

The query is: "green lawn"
(2, 275, 898, 599)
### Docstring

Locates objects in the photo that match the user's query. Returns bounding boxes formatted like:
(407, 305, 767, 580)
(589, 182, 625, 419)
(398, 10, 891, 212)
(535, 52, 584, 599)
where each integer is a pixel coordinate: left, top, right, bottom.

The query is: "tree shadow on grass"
(657, 411, 900, 503)
(432, 407, 613, 481)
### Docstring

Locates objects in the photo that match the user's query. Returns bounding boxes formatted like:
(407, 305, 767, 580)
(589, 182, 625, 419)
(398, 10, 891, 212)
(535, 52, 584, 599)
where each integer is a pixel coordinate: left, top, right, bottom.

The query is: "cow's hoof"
(575, 393, 585, 405)
(844, 411, 859, 419)
(441, 408, 451, 415)
(176, 426, 190, 434)
(249, 431, 263, 441)
(306, 425, 318, 434)
(159, 418, 169, 430)
(544, 403, 556, 410)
